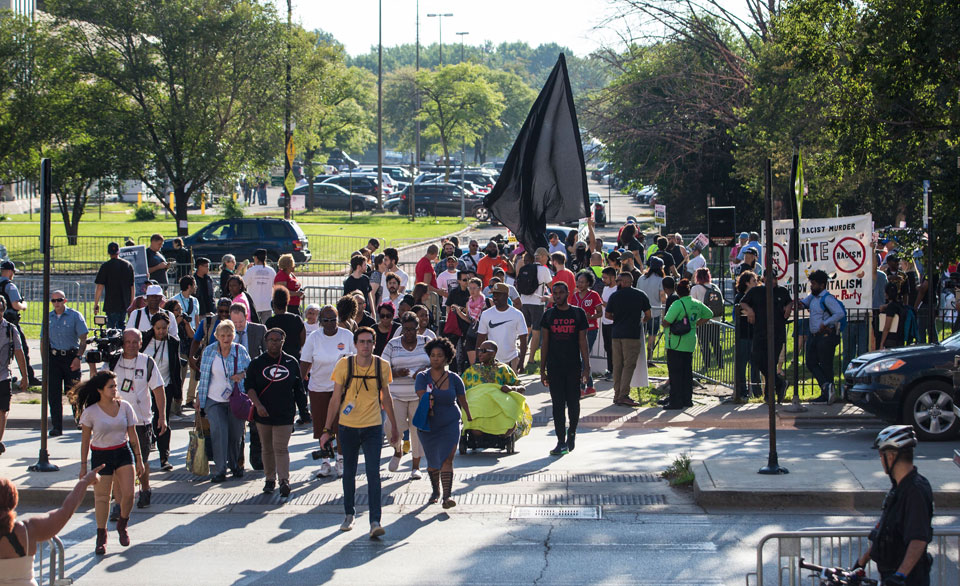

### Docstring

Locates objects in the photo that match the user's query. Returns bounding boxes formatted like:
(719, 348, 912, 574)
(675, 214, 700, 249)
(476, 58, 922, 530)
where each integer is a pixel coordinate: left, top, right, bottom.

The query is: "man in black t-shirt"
(604, 272, 652, 407)
(739, 278, 793, 401)
(653, 237, 679, 279)
(539, 282, 590, 456)
(146, 233, 169, 285)
(93, 241, 135, 329)
(194, 258, 216, 315)
(343, 255, 373, 309)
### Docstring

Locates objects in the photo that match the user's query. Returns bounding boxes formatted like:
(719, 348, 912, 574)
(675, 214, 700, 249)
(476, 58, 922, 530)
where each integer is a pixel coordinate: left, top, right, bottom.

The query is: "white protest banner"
(577, 217, 590, 244)
(763, 213, 873, 309)
(691, 233, 709, 252)
(654, 204, 666, 226)
(291, 193, 306, 211)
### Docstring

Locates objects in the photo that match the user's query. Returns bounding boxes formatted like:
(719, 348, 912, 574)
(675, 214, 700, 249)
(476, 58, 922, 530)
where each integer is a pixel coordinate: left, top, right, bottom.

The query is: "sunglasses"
(379, 313, 393, 319)
(51, 298, 65, 303)
(320, 317, 337, 322)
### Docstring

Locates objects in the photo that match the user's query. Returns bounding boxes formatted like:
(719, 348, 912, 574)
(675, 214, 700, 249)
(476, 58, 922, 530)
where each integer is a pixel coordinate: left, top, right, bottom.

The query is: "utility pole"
(456, 31, 469, 63)
(376, 0, 384, 211)
(427, 13, 453, 66)
(411, 0, 420, 221)
(283, 0, 293, 220)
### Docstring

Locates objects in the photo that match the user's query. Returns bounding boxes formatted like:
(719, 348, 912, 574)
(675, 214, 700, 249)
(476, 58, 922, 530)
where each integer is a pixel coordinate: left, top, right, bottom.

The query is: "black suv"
(161, 218, 311, 263)
(844, 330, 960, 441)
(279, 183, 378, 211)
(396, 183, 488, 219)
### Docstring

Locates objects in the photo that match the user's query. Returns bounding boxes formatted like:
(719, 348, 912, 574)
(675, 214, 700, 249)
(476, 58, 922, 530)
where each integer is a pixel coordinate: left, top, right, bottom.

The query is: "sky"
(285, 0, 627, 57)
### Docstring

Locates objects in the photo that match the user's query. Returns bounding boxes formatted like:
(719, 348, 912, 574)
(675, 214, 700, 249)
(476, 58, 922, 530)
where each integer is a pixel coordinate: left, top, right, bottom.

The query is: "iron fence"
(51, 236, 131, 262)
(14, 278, 88, 327)
(35, 536, 71, 586)
(746, 526, 960, 586)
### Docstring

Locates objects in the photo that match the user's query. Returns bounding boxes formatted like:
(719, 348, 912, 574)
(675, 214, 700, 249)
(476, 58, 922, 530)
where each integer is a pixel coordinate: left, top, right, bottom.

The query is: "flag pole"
(784, 148, 806, 414)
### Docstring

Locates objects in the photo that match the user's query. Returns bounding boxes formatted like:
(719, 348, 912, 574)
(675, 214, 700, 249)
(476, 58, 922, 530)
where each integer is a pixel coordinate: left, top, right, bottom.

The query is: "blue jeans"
(582, 329, 599, 389)
(106, 312, 127, 330)
(205, 398, 244, 476)
(339, 424, 383, 524)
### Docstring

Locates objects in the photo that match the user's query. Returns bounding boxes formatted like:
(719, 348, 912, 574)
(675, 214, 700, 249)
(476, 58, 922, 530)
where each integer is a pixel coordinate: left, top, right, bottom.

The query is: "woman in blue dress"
(415, 337, 472, 508)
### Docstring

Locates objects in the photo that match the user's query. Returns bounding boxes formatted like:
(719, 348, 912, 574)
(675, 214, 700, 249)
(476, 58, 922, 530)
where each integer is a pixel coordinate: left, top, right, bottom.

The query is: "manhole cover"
(509, 506, 602, 520)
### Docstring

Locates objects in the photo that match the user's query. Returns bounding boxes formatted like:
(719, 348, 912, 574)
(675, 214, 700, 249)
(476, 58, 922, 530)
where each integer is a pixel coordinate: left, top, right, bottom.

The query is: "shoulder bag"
(228, 348, 254, 421)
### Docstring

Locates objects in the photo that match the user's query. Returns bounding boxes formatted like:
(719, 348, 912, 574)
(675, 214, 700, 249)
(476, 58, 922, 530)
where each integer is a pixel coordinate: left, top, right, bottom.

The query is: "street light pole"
(426, 13, 453, 66)
(283, 0, 292, 220)
(411, 0, 420, 221)
(376, 0, 384, 211)
(456, 31, 469, 63)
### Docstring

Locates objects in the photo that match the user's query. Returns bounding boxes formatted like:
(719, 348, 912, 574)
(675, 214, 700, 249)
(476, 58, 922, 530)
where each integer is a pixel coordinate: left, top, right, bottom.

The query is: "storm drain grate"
(510, 506, 602, 520)
(149, 492, 666, 507)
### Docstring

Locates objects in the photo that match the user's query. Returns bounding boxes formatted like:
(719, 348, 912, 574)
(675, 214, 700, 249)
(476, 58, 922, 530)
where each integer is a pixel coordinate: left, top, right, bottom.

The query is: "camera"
(84, 315, 123, 363)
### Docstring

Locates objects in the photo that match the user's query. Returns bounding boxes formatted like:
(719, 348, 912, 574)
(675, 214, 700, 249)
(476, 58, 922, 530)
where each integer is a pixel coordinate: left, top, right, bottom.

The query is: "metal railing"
(51, 236, 132, 263)
(746, 527, 960, 586)
(14, 278, 87, 327)
(300, 285, 346, 308)
(35, 536, 72, 586)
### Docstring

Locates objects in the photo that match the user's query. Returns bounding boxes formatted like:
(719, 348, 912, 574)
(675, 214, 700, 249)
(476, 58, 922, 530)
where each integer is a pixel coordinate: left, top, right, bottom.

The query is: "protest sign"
(691, 233, 709, 252)
(119, 245, 149, 296)
(654, 204, 666, 226)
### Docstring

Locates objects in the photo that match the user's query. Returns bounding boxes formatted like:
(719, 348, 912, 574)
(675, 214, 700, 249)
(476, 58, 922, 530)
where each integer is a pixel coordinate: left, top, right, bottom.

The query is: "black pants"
(249, 421, 262, 469)
(752, 341, 786, 402)
(152, 383, 177, 463)
(601, 324, 613, 373)
(666, 349, 693, 408)
(47, 352, 80, 432)
(805, 331, 839, 390)
(548, 368, 581, 443)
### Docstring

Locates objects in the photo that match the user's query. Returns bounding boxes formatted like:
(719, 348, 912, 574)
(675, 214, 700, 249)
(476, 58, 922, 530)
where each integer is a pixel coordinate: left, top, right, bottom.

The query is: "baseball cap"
(739, 232, 749, 239)
(743, 248, 757, 256)
(626, 216, 637, 224)
(145, 284, 164, 296)
(0, 260, 15, 272)
(107, 242, 120, 254)
(490, 282, 509, 294)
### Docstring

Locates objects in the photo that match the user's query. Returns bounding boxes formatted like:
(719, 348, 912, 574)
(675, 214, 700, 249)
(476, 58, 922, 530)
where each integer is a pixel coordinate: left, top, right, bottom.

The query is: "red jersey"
(415, 256, 437, 288)
(571, 289, 603, 330)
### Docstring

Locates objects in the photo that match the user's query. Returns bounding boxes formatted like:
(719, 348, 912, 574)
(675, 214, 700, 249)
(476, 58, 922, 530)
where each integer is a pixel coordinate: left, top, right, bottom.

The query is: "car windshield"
(942, 330, 960, 349)
(589, 193, 601, 203)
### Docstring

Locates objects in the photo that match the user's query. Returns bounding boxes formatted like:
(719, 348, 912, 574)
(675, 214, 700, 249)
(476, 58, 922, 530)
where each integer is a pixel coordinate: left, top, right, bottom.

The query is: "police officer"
(856, 425, 933, 585)
(0, 260, 40, 386)
(45, 290, 88, 436)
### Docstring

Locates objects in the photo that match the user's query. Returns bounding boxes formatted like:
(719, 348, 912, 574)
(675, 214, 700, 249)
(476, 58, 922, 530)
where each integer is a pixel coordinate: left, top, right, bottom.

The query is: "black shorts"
(0, 379, 10, 411)
(91, 444, 135, 475)
(134, 425, 153, 463)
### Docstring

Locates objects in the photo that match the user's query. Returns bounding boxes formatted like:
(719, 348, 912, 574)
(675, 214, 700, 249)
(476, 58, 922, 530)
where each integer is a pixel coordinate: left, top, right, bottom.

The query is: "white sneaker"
(410, 468, 422, 480)
(335, 459, 344, 478)
(369, 522, 385, 539)
(316, 461, 333, 478)
(340, 515, 355, 531)
(388, 454, 401, 472)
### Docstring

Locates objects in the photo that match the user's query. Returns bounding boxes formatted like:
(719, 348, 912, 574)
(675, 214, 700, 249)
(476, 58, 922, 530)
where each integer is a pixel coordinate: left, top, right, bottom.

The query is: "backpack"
(0, 278, 19, 324)
(342, 355, 384, 406)
(3, 322, 14, 367)
(819, 292, 848, 333)
(702, 285, 725, 319)
(515, 263, 540, 296)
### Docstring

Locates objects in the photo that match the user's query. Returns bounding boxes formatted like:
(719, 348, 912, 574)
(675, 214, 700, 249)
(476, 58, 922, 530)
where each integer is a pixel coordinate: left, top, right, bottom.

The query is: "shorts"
(309, 391, 339, 440)
(134, 425, 153, 463)
(521, 303, 545, 329)
(645, 317, 661, 336)
(0, 379, 10, 411)
(91, 444, 135, 475)
(795, 318, 810, 337)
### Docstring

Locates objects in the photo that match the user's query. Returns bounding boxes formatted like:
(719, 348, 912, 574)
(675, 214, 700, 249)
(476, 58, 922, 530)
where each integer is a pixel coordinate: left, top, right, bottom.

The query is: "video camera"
(84, 315, 123, 363)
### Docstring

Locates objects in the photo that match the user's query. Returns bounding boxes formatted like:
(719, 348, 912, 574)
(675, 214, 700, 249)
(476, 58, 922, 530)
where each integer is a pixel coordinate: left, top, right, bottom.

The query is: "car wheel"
(350, 201, 364, 212)
(474, 206, 490, 222)
(415, 206, 431, 217)
(902, 381, 959, 441)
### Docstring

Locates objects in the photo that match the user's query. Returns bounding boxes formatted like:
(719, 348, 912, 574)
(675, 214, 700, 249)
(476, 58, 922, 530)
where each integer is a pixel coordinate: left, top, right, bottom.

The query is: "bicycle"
(799, 558, 879, 585)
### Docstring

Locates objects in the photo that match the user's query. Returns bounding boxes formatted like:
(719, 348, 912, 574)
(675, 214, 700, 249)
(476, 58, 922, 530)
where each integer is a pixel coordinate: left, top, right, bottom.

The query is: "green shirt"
(663, 296, 713, 353)
(462, 362, 519, 390)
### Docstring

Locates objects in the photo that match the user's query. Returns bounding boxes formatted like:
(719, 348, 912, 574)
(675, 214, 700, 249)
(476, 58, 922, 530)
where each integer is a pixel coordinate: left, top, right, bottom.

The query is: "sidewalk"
(694, 457, 960, 509)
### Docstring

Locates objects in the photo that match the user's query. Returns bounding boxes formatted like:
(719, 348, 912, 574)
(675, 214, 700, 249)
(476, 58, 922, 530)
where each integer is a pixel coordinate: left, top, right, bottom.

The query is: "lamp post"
(456, 31, 469, 63)
(376, 0, 384, 211)
(411, 0, 420, 221)
(283, 0, 292, 220)
(426, 12, 453, 66)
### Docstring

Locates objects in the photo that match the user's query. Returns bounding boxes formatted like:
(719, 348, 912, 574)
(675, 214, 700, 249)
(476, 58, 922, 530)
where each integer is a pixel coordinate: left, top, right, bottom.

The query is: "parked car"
(161, 218, 311, 263)
(321, 175, 384, 197)
(396, 183, 488, 219)
(591, 163, 610, 182)
(278, 183, 378, 211)
(589, 192, 607, 226)
(844, 331, 960, 441)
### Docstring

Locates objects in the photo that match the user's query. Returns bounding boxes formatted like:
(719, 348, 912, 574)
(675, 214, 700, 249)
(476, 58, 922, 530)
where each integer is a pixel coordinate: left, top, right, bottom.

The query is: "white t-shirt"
(79, 401, 138, 448)
(436, 270, 459, 295)
(207, 349, 233, 403)
(685, 253, 706, 275)
(600, 285, 617, 325)
(145, 337, 172, 385)
(113, 354, 164, 423)
(304, 321, 320, 336)
(518, 265, 553, 306)
(126, 308, 179, 341)
(477, 305, 528, 362)
(243, 264, 277, 312)
(301, 328, 356, 392)
(393, 267, 410, 291)
(381, 335, 431, 400)
(637, 274, 665, 317)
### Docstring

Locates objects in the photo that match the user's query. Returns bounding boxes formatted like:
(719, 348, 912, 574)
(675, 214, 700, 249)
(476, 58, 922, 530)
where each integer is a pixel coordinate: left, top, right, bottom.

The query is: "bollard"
(233, 192, 237, 201)
(137, 191, 142, 206)
(201, 197, 205, 215)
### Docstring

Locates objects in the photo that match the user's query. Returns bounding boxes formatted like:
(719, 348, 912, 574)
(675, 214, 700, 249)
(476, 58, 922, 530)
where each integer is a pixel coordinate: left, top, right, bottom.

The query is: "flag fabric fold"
(483, 53, 589, 254)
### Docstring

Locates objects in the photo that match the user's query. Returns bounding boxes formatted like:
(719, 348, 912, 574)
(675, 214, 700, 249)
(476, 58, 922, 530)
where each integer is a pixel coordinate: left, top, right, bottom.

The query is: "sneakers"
(602, 370, 613, 381)
(335, 459, 344, 478)
(263, 480, 276, 494)
(410, 469, 422, 480)
(825, 383, 837, 405)
(388, 454, 401, 472)
(316, 461, 333, 478)
(340, 515, 355, 532)
(583, 386, 596, 397)
(566, 431, 576, 453)
(549, 442, 568, 456)
(279, 479, 291, 498)
(402, 439, 411, 454)
(136, 489, 151, 509)
(160, 460, 174, 472)
(369, 522, 386, 539)
(211, 473, 227, 483)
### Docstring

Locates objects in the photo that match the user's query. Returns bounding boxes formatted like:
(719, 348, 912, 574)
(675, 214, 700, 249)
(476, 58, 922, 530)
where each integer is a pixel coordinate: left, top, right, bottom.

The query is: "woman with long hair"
(416, 337, 472, 508)
(274, 254, 303, 315)
(75, 371, 144, 555)
(382, 312, 432, 478)
(734, 271, 760, 399)
(370, 253, 387, 308)
(218, 255, 236, 298)
(164, 299, 195, 415)
(637, 257, 666, 366)
(141, 313, 182, 471)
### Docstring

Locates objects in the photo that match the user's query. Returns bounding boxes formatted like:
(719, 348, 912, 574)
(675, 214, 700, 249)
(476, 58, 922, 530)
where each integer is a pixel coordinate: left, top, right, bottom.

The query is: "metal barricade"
(35, 536, 72, 586)
(692, 318, 735, 388)
(52, 236, 132, 262)
(301, 234, 369, 262)
(13, 277, 87, 327)
(300, 285, 345, 307)
(746, 527, 960, 586)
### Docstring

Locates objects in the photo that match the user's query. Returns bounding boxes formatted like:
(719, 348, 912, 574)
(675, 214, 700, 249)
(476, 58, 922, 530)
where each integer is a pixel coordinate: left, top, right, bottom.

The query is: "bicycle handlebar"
(798, 559, 878, 586)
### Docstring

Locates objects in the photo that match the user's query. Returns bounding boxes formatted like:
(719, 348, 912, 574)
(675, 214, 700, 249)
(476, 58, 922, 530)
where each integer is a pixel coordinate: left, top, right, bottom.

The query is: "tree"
(415, 63, 504, 180)
(47, 0, 285, 236)
(0, 12, 42, 181)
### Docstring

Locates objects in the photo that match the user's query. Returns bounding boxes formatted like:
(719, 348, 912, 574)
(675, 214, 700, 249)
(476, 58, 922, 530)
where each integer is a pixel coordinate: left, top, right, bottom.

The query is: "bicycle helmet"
(873, 425, 917, 451)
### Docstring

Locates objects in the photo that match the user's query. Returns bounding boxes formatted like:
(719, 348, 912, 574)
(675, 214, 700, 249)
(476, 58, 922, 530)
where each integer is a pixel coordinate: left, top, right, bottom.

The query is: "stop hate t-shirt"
(539, 306, 588, 370)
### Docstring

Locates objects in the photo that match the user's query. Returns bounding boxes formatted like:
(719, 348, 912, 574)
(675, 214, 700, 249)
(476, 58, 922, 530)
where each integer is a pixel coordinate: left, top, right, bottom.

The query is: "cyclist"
(855, 425, 933, 586)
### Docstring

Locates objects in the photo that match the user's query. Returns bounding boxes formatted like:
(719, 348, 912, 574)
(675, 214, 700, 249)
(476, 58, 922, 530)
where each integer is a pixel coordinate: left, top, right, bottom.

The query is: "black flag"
(483, 53, 589, 254)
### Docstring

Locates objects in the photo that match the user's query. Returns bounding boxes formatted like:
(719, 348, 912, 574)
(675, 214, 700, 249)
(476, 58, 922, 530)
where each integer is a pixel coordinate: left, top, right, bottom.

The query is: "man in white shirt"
(243, 249, 277, 323)
(383, 247, 408, 292)
(435, 255, 460, 297)
(300, 306, 356, 478)
(684, 246, 707, 279)
(476, 283, 528, 369)
(170, 276, 200, 328)
(127, 285, 179, 341)
(106, 329, 166, 508)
